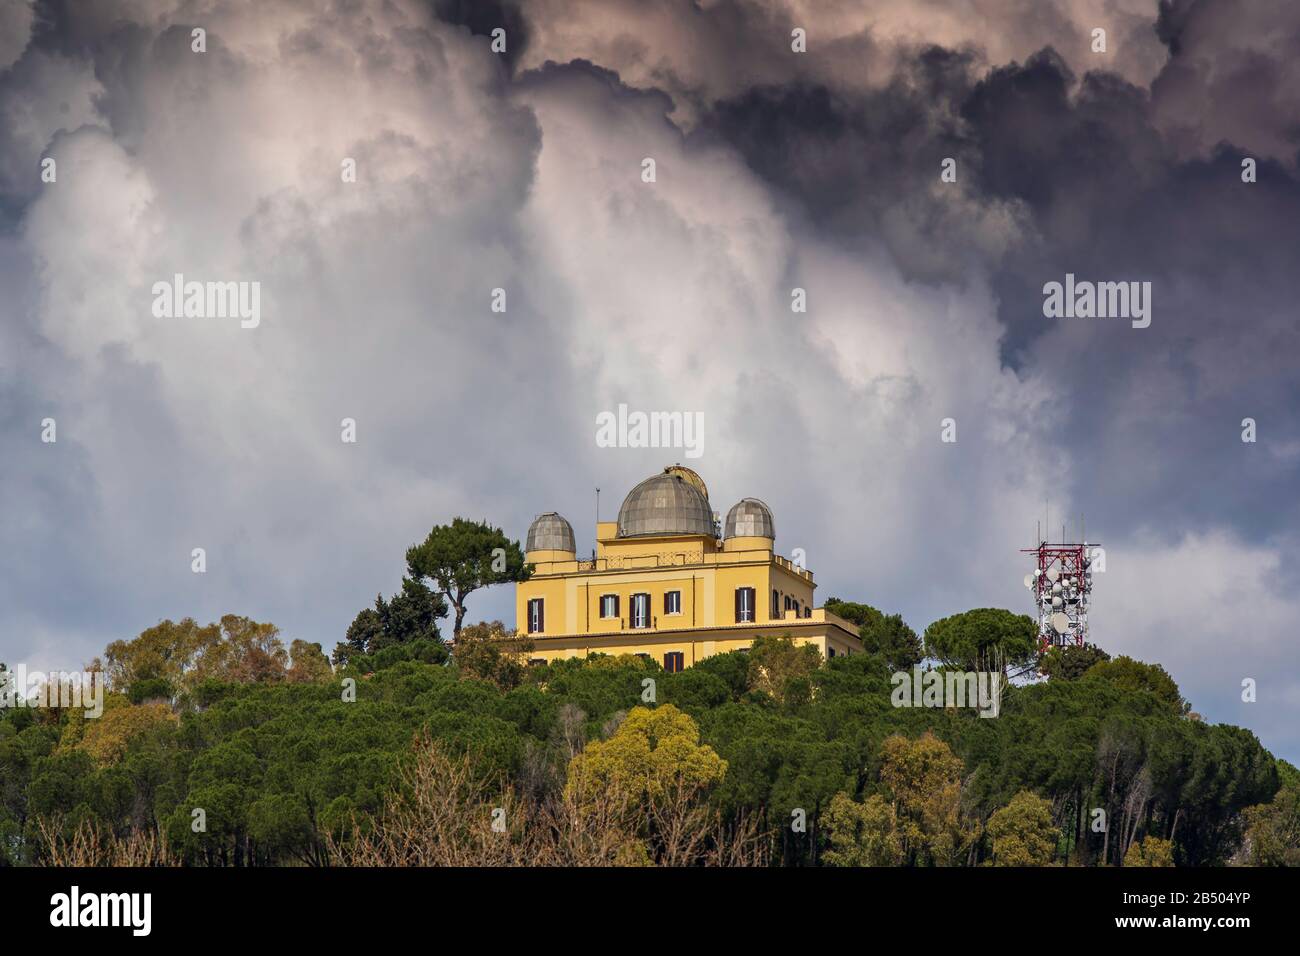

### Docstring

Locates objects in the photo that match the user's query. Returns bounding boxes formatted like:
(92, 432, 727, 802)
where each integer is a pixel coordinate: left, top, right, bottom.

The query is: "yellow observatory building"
(515, 466, 862, 670)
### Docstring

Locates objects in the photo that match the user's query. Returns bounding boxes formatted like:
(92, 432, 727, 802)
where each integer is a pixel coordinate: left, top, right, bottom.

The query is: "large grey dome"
(724, 498, 775, 539)
(526, 512, 575, 552)
(617, 469, 714, 538)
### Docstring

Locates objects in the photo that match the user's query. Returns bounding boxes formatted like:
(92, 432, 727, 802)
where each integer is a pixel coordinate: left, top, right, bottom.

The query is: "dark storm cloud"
(954, 47, 1300, 552)
(686, 5, 1300, 556)
(701, 46, 986, 279)
(1152, 0, 1300, 164)
(431, 0, 531, 69)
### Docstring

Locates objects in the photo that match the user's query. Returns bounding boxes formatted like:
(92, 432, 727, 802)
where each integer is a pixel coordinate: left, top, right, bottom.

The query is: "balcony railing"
(529, 548, 814, 582)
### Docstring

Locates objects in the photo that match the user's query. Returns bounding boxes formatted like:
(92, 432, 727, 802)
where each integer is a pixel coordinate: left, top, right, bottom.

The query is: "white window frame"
(665, 590, 682, 616)
(631, 592, 650, 629)
(737, 587, 755, 623)
(600, 593, 618, 619)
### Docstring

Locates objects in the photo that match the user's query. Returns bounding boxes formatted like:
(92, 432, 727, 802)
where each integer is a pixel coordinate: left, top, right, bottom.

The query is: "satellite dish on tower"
(1047, 567, 1060, 582)
(1051, 612, 1070, 634)
(1024, 574, 1034, 588)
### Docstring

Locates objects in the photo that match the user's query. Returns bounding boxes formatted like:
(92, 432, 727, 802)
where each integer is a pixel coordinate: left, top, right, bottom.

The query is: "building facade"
(515, 465, 863, 670)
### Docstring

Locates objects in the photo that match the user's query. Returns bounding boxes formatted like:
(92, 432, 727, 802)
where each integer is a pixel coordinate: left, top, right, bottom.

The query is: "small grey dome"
(617, 469, 714, 538)
(526, 512, 575, 552)
(724, 498, 775, 540)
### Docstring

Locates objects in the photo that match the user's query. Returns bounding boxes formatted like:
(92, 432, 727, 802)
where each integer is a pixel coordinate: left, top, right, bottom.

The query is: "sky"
(1, 0, 1297, 762)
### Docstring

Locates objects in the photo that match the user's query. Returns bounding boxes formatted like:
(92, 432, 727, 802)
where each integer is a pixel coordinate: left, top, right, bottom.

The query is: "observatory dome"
(723, 498, 775, 540)
(526, 512, 576, 553)
(617, 467, 714, 538)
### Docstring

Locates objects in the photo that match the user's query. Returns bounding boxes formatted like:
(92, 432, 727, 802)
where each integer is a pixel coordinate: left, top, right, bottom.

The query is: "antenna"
(595, 488, 600, 527)
(1022, 529, 1100, 654)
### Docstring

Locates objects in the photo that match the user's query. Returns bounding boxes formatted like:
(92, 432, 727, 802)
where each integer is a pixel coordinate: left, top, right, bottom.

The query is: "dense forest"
(1, 521, 1297, 867)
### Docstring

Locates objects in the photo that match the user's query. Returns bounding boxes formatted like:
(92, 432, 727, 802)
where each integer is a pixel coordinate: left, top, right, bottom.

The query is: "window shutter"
(734, 587, 749, 622)
(538, 600, 544, 633)
(614, 595, 620, 617)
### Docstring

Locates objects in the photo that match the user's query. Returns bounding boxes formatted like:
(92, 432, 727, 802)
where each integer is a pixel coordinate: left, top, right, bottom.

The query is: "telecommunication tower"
(1022, 524, 1097, 651)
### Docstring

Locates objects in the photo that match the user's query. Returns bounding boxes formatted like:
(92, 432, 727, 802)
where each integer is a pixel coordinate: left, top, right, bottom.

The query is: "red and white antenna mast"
(1022, 517, 1097, 652)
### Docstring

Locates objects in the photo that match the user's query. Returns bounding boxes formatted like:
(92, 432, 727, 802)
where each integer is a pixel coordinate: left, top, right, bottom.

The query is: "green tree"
(1243, 786, 1300, 865)
(823, 791, 903, 866)
(406, 518, 530, 637)
(338, 607, 381, 666)
(248, 793, 320, 866)
(9, 606, 1287, 870)
(923, 608, 1037, 674)
(1040, 642, 1110, 680)
(566, 704, 726, 804)
(1279, 760, 1300, 790)
(286, 641, 333, 683)
(824, 598, 882, 631)
(99, 617, 220, 693)
(1083, 656, 1187, 716)
(453, 621, 533, 692)
(747, 635, 822, 705)
(192, 615, 289, 685)
(1124, 836, 1174, 867)
(101, 615, 289, 696)
(986, 790, 1058, 866)
(75, 700, 177, 767)
(863, 614, 923, 670)
(825, 599, 921, 669)
(878, 732, 979, 866)
(337, 578, 447, 665)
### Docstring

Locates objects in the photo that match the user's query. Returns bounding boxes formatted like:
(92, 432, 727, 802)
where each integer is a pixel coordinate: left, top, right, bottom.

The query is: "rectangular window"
(772, 589, 780, 617)
(828, 647, 836, 659)
(600, 594, 619, 619)
(664, 590, 681, 615)
(631, 592, 650, 629)
(663, 651, 685, 673)
(527, 598, 544, 634)
(735, 587, 755, 623)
